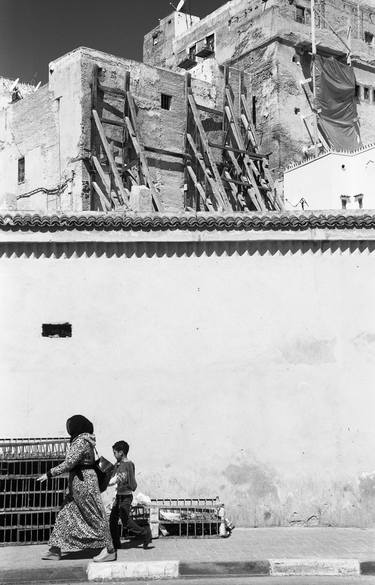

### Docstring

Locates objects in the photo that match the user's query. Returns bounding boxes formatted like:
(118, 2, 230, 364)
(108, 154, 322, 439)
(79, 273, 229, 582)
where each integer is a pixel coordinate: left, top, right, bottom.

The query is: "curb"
(0, 565, 87, 584)
(1, 559, 375, 583)
(85, 558, 373, 581)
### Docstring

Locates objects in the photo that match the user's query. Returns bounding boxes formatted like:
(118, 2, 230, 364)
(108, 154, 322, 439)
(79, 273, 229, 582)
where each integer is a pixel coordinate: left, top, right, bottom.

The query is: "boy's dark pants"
(110, 494, 150, 549)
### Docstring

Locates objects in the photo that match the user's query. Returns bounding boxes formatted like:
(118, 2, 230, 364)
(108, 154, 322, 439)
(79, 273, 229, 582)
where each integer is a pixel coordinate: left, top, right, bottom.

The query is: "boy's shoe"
(143, 526, 152, 549)
(42, 549, 61, 560)
(93, 548, 117, 562)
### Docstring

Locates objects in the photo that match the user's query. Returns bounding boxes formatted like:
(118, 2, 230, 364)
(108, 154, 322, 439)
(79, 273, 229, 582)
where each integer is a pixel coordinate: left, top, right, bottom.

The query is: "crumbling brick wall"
(79, 49, 190, 211)
(144, 0, 375, 181)
(0, 85, 62, 212)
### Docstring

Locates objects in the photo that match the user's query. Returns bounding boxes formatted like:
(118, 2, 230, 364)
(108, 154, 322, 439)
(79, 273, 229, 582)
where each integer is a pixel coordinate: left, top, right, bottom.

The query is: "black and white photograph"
(0, 0, 375, 584)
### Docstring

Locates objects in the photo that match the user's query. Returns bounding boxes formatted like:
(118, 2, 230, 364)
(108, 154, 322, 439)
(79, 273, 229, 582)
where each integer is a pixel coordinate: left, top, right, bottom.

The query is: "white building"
(284, 144, 375, 210)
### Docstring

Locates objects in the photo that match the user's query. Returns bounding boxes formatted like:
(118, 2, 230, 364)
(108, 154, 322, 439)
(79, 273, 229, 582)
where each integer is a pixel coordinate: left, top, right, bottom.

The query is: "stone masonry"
(1, 0, 375, 211)
(144, 0, 375, 189)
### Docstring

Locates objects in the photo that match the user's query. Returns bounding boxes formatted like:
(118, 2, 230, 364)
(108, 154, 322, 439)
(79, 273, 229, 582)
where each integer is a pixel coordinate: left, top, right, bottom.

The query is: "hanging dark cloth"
(314, 55, 362, 151)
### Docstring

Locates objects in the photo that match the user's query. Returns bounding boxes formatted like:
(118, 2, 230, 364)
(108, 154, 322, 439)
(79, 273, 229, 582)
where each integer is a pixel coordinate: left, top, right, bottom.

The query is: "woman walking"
(37, 415, 116, 562)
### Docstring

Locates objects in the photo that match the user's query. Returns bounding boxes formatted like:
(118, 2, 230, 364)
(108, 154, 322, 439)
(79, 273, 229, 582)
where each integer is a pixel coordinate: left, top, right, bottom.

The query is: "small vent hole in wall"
(42, 323, 72, 338)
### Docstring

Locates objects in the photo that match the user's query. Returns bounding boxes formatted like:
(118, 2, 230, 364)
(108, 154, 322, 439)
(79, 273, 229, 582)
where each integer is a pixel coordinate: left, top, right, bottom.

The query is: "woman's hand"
(37, 473, 48, 482)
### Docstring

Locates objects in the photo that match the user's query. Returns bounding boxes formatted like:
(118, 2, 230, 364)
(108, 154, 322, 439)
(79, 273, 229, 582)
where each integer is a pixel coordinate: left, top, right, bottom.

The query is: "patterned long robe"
(48, 433, 113, 552)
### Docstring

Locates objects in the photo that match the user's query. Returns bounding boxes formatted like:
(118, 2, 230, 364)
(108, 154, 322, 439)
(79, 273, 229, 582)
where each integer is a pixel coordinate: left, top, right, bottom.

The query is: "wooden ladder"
(184, 74, 231, 212)
(220, 69, 283, 211)
(91, 66, 163, 211)
(300, 78, 330, 151)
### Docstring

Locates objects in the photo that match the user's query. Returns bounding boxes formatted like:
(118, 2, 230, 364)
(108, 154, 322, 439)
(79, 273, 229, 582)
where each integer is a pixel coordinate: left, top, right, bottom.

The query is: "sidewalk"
(1, 528, 374, 583)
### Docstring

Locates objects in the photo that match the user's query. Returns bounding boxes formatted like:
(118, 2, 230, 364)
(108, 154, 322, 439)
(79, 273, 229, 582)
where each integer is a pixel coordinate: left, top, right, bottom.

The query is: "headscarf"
(66, 415, 94, 443)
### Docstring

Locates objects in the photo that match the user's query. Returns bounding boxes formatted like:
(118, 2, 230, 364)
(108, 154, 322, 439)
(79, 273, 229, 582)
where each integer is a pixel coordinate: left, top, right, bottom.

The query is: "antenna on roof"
(9, 78, 23, 102)
(10, 78, 20, 92)
(176, 0, 186, 11)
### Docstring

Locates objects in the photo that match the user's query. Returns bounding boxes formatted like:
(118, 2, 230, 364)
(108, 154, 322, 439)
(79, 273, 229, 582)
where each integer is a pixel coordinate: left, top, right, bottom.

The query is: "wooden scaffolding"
(185, 70, 283, 212)
(90, 66, 163, 212)
(90, 66, 283, 213)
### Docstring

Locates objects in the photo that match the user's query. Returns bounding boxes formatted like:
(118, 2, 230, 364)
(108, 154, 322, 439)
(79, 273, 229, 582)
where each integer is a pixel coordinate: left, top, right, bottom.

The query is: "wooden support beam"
(92, 182, 112, 211)
(92, 155, 111, 196)
(124, 117, 144, 179)
(187, 133, 224, 211)
(225, 148, 242, 175)
(144, 145, 189, 159)
(186, 165, 214, 211)
(101, 117, 126, 128)
(98, 84, 126, 97)
(223, 175, 256, 187)
(196, 103, 223, 116)
(122, 71, 130, 176)
(300, 83, 330, 150)
(240, 89, 282, 211)
(223, 170, 247, 210)
(209, 141, 268, 160)
(240, 94, 259, 151)
(92, 109, 129, 208)
(187, 92, 230, 211)
(224, 89, 265, 211)
(126, 91, 163, 211)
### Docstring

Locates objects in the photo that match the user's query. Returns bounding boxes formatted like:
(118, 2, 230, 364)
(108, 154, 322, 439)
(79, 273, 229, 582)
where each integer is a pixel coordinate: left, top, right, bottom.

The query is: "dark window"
(161, 93, 172, 110)
(206, 33, 215, 52)
(189, 44, 197, 60)
(364, 86, 370, 101)
(340, 195, 350, 210)
(355, 84, 361, 98)
(18, 157, 25, 184)
(355, 194, 364, 209)
(295, 6, 305, 24)
(373, 89, 375, 102)
(152, 34, 159, 46)
(364, 31, 374, 45)
(42, 323, 72, 338)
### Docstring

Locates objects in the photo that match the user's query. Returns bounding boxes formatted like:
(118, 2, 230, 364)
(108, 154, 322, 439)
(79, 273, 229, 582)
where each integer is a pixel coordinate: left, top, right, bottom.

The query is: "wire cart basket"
(0, 438, 224, 544)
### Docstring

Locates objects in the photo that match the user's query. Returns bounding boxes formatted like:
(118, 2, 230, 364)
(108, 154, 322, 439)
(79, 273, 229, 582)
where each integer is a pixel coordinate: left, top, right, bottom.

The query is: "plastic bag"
(133, 492, 152, 506)
(101, 484, 117, 515)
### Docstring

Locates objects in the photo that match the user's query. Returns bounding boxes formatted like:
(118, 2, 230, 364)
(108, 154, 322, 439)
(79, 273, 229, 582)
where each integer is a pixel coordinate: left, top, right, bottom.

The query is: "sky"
(0, 0, 225, 84)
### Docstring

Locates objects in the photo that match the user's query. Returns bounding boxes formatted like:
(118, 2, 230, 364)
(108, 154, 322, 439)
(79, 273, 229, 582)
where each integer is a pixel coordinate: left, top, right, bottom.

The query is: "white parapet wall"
(1, 213, 375, 527)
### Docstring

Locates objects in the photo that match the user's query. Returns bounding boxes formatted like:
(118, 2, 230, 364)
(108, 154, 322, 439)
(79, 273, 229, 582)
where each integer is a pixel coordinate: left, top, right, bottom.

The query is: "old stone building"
(145, 0, 375, 181)
(2, 0, 375, 214)
(0, 42, 279, 215)
(0, 48, 223, 214)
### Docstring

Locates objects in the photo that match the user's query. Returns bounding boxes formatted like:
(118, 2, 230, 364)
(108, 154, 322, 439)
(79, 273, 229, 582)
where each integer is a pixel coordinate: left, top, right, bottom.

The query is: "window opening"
(364, 31, 374, 45)
(354, 194, 364, 209)
(42, 323, 72, 338)
(364, 86, 370, 101)
(206, 34, 215, 52)
(295, 6, 306, 24)
(340, 195, 350, 210)
(161, 93, 172, 110)
(355, 84, 361, 99)
(189, 44, 197, 60)
(152, 34, 159, 46)
(18, 157, 25, 184)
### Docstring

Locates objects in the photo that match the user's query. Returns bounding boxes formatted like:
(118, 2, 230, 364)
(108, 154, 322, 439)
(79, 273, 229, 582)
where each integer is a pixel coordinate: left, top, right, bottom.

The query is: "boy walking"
(109, 441, 152, 550)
